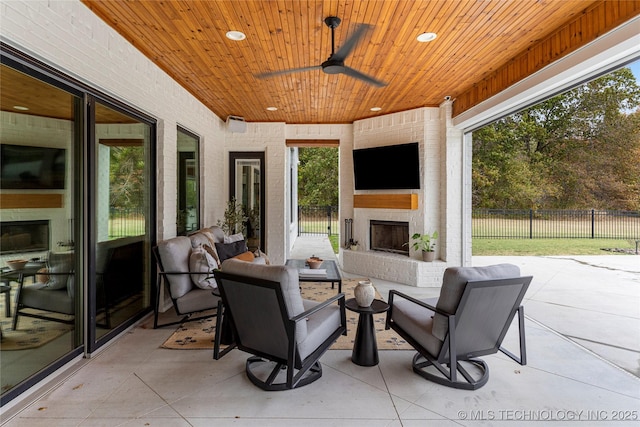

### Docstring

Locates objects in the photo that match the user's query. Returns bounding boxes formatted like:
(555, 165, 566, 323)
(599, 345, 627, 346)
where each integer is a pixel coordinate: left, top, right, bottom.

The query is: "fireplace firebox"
(370, 220, 409, 256)
(0, 220, 50, 255)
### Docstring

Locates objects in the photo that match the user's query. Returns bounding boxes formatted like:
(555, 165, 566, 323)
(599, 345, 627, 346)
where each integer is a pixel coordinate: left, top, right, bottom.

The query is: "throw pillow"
(43, 252, 73, 290)
(233, 251, 255, 262)
(202, 243, 221, 265)
(36, 267, 50, 283)
(254, 249, 270, 265)
(224, 233, 245, 243)
(189, 246, 218, 289)
(215, 240, 248, 263)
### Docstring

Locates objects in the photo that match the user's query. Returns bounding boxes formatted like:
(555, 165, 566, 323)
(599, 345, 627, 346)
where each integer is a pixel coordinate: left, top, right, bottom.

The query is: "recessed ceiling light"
(417, 32, 437, 42)
(370, 107, 382, 112)
(226, 30, 246, 41)
(266, 106, 278, 111)
(13, 105, 29, 111)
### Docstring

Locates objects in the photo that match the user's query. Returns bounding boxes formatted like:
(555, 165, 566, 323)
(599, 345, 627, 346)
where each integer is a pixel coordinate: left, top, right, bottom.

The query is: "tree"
(109, 146, 145, 209)
(298, 147, 339, 206)
(473, 68, 640, 210)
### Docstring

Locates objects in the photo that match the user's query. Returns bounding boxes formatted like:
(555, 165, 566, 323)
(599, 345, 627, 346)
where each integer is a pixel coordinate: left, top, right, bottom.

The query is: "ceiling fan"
(256, 16, 387, 88)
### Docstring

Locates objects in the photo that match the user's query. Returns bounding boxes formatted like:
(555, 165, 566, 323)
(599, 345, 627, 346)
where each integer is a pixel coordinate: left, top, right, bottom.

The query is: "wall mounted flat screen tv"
(1, 144, 66, 189)
(353, 142, 420, 190)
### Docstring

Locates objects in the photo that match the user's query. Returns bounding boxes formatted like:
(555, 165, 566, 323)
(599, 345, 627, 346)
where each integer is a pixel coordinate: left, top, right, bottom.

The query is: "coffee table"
(345, 298, 390, 366)
(285, 259, 342, 294)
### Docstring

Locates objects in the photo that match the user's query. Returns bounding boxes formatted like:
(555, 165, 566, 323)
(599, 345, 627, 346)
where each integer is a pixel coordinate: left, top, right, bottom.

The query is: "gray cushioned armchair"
(214, 258, 347, 390)
(13, 252, 75, 329)
(153, 236, 220, 328)
(386, 264, 532, 390)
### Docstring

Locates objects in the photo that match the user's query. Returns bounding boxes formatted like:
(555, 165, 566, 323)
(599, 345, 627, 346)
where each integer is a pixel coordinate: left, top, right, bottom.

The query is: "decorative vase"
(422, 251, 435, 262)
(354, 280, 375, 307)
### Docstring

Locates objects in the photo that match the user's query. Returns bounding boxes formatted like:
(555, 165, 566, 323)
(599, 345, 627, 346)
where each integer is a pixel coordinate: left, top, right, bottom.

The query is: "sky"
(627, 59, 640, 82)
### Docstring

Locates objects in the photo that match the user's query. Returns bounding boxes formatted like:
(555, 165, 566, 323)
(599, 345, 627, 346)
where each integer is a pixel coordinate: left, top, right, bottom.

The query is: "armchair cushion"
(432, 264, 521, 341)
(156, 236, 193, 299)
(189, 245, 218, 289)
(20, 282, 74, 315)
(206, 225, 226, 242)
(298, 299, 343, 360)
(390, 297, 442, 356)
(189, 229, 217, 248)
(175, 287, 219, 314)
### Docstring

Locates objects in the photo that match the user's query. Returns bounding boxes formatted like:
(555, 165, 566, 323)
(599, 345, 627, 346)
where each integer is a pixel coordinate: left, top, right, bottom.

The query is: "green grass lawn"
(329, 234, 340, 253)
(472, 238, 637, 256)
(326, 234, 637, 256)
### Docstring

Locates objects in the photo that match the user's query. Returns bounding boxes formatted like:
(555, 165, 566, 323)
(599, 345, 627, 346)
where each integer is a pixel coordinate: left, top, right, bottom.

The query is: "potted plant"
(348, 239, 359, 251)
(407, 231, 438, 261)
(217, 197, 248, 236)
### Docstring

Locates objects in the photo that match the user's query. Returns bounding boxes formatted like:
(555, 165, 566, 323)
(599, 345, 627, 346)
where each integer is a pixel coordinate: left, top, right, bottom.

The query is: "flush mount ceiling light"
(226, 30, 246, 41)
(417, 32, 437, 42)
(13, 105, 29, 111)
(266, 106, 278, 111)
(370, 107, 382, 111)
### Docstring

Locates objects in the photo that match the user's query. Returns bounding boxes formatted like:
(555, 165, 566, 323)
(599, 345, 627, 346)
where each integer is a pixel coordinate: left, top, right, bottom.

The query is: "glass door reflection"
(92, 101, 153, 346)
(229, 152, 265, 251)
(177, 127, 199, 235)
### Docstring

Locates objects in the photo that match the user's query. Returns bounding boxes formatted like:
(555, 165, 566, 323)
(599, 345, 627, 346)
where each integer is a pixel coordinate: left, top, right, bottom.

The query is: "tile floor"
(1, 238, 639, 426)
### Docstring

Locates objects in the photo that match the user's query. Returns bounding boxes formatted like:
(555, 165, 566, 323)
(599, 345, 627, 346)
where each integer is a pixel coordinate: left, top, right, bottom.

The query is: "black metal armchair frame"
(212, 294, 236, 360)
(214, 270, 347, 391)
(152, 245, 219, 328)
(386, 276, 532, 390)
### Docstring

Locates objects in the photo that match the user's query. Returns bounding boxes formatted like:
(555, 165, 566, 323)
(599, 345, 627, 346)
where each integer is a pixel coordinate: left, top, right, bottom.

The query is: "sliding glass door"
(90, 100, 154, 346)
(0, 49, 156, 404)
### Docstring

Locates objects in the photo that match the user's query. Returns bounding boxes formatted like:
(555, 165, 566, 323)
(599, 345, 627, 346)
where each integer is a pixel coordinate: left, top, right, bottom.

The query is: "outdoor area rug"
(161, 278, 411, 350)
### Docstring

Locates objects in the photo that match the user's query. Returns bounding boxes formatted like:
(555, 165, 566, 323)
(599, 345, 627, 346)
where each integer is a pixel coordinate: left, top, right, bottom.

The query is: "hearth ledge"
(342, 249, 447, 287)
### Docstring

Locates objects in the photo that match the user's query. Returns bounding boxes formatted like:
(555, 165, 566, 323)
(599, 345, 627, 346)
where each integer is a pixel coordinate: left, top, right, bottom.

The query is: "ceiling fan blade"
(255, 65, 321, 79)
(342, 66, 387, 87)
(332, 23, 372, 62)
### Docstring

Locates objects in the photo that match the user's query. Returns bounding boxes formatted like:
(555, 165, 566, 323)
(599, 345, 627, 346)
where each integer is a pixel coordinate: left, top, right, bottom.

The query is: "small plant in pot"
(407, 231, 438, 262)
(348, 239, 359, 250)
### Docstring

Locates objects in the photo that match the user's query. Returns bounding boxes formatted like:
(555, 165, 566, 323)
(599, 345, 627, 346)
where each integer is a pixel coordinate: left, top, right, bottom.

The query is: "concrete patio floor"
(2, 237, 639, 425)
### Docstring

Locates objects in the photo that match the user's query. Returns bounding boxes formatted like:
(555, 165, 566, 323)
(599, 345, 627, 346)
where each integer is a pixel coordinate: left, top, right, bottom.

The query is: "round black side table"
(345, 298, 390, 366)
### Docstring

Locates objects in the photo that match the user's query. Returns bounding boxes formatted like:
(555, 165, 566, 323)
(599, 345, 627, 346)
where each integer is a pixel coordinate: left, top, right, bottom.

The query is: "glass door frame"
(229, 152, 265, 251)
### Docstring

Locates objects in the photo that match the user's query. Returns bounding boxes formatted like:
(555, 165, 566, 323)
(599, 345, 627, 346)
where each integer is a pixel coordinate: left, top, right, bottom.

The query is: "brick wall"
(343, 106, 464, 287)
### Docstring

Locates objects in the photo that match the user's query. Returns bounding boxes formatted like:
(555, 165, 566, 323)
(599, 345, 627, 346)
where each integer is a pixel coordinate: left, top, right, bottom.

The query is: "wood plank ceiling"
(5, 1, 639, 125)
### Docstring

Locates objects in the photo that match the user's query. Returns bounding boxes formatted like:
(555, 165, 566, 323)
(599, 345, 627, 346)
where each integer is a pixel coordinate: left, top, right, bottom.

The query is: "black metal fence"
(298, 205, 339, 236)
(473, 209, 640, 239)
(109, 207, 146, 239)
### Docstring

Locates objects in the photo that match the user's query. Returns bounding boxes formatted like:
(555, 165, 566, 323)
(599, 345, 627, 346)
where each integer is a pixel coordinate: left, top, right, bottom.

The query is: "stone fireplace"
(370, 220, 409, 256)
(0, 220, 50, 255)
